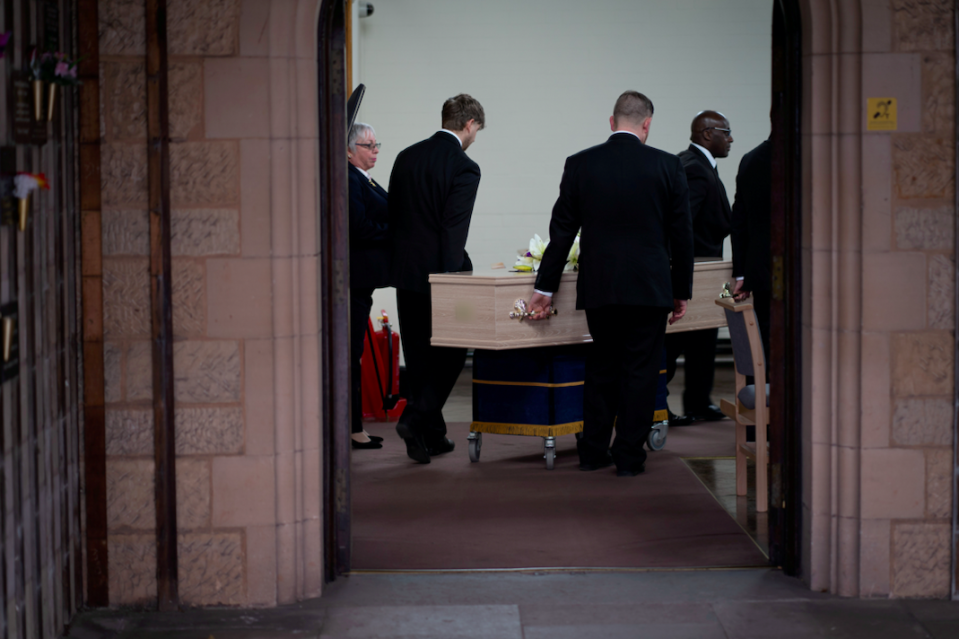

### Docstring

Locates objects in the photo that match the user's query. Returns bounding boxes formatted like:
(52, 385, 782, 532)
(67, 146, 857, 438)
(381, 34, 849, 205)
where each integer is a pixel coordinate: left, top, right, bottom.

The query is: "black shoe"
(368, 435, 384, 443)
(616, 464, 646, 477)
(668, 410, 695, 427)
(352, 439, 383, 450)
(402, 434, 431, 464)
(579, 454, 614, 472)
(427, 438, 456, 456)
(688, 404, 726, 422)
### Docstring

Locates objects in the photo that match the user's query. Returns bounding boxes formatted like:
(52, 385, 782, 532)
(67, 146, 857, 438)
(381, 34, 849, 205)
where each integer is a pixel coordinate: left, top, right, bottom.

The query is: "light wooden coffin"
(430, 260, 733, 350)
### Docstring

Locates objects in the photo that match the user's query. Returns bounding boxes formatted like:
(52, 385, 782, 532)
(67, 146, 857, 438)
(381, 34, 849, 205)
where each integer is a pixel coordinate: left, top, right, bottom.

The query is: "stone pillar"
(97, 0, 324, 606)
(801, 0, 956, 598)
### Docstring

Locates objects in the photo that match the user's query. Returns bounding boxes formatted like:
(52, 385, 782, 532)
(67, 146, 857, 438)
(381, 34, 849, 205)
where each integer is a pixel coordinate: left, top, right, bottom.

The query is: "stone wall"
(804, 0, 956, 598)
(98, 0, 323, 607)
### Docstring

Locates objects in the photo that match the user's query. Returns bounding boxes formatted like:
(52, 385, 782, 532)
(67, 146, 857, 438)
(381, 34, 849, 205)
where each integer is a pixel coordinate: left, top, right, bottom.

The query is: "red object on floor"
(361, 313, 406, 421)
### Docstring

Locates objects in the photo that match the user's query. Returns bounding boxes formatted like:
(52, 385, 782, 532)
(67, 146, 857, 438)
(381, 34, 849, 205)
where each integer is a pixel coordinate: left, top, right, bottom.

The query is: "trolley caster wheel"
(544, 436, 556, 470)
(468, 433, 482, 462)
(647, 425, 667, 451)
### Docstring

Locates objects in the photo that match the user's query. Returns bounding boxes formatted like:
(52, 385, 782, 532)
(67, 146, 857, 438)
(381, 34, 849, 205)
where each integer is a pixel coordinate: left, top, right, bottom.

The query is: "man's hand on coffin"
(669, 299, 688, 325)
(527, 293, 553, 321)
(732, 279, 751, 302)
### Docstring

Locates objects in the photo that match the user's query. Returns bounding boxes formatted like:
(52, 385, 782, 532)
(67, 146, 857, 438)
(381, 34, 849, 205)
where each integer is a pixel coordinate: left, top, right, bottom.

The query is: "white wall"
(353, 0, 772, 342)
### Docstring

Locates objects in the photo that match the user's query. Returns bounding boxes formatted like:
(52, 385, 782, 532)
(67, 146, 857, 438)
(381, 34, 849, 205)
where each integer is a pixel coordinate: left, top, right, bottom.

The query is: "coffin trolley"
(429, 260, 733, 469)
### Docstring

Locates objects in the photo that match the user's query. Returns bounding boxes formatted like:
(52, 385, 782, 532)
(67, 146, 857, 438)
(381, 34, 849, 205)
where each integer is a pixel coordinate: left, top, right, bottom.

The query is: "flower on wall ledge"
(29, 49, 80, 85)
(14, 173, 50, 200)
(513, 233, 580, 272)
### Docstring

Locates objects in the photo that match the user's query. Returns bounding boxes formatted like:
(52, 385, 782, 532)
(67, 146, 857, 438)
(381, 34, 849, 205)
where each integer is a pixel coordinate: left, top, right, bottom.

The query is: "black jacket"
(388, 132, 480, 294)
(535, 133, 694, 310)
(348, 164, 391, 289)
(730, 139, 772, 294)
(678, 144, 731, 258)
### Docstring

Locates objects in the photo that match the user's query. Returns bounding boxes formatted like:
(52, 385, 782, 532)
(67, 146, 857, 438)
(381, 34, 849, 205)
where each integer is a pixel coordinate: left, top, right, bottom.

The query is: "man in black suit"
(388, 94, 485, 464)
(665, 110, 734, 423)
(731, 138, 772, 364)
(528, 91, 694, 477)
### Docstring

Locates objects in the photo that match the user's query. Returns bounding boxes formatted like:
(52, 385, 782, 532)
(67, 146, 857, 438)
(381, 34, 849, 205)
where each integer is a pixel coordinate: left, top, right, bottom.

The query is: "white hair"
(348, 122, 376, 152)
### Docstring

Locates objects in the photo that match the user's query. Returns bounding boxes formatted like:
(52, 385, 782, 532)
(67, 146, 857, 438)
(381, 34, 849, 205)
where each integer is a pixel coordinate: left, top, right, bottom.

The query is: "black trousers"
(664, 327, 719, 414)
(579, 305, 668, 471)
(349, 287, 376, 434)
(395, 289, 467, 445)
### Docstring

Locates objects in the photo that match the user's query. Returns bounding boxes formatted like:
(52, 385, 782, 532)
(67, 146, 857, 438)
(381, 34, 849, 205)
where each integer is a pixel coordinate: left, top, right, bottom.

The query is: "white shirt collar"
(690, 142, 717, 168)
(440, 129, 463, 147)
(612, 130, 641, 141)
(353, 165, 371, 179)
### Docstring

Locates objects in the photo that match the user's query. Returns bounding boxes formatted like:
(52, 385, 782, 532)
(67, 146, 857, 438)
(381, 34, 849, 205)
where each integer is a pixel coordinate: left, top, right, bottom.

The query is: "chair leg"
(755, 419, 768, 513)
(735, 408, 747, 497)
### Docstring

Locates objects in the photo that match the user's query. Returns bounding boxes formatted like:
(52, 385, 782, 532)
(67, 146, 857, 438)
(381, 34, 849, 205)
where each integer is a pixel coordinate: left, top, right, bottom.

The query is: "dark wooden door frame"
(770, 0, 803, 576)
(317, 0, 806, 580)
(317, 0, 352, 580)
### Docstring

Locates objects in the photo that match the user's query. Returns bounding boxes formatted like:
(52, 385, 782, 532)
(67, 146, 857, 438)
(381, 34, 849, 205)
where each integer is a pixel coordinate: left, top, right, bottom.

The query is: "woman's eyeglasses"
(356, 142, 382, 150)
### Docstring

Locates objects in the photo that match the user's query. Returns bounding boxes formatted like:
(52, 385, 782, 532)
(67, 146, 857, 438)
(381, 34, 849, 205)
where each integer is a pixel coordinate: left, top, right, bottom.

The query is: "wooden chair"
(715, 297, 769, 512)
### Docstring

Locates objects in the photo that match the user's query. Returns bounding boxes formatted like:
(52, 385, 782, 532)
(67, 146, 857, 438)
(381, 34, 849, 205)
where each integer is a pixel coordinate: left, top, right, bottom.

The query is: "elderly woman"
(348, 122, 391, 449)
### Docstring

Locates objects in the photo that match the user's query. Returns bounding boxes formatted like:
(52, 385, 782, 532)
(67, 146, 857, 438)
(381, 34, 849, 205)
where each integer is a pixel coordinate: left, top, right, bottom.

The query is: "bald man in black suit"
(665, 110, 733, 424)
(528, 91, 694, 477)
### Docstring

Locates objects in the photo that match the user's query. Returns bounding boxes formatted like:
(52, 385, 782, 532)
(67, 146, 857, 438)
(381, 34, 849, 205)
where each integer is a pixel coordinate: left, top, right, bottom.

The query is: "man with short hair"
(528, 91, 694, 477)
(389, 93, 485, 464)
(665, 110, 734, 424)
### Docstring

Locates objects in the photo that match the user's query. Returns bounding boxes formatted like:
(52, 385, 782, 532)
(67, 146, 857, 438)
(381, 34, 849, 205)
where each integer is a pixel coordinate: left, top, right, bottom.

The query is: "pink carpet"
(351, 420, 767, 570)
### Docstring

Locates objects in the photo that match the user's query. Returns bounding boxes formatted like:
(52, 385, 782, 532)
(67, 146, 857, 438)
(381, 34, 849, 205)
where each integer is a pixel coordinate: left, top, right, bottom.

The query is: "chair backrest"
(723, 306, 765, 377)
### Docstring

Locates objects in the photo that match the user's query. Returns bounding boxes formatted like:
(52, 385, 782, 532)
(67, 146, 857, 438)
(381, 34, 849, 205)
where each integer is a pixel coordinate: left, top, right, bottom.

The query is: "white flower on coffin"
(513, 232, 581, 272)
(564, 235, 580, 272)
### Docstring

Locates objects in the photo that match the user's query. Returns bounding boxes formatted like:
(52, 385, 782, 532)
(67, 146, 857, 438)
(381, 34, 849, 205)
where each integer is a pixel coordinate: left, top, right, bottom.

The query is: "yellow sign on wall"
(867, 97, 897, 131)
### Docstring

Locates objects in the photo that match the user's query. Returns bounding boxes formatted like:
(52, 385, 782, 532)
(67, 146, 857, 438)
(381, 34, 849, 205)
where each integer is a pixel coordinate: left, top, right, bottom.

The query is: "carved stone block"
(173, 259, 206, 338)
(925, 448, 953, 519)
(174, 341, 241, 403)
(178, 532, 244, 605)
(101, 61, 147, 142)
(125, 340, 153, 402)
(99, 0, 146, 56)
(171, 209, 241, 257)
(171, 142, 240, 207)
(103, 259, 150, 339)
(893, 0, 954, 52)
(102, 143, 149, 208)
(892, 135, 954, 199)
(108, 534, 156, 605)
(170, 62, 204, 140)
(104, 341, 122, 403)
(175, 407, 244, 455)
(892, 522, 951, 597)
(922, 53, 955, 135)
(928, 254, 954, 330)
(102, 209, 149, 256)
(892, 397, 953, 446)
(176, 459, 211, 530)
(894, 206, 953, 249)
(891, 332, 954, 396)
(105, 409, 152, 456)
(106, 459, 155, 531)
(169, 0, 240, 56)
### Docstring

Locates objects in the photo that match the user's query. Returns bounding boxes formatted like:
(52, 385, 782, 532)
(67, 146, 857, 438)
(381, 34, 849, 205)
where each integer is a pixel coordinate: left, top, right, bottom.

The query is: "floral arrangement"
(0, 32, 10, 59)
(14, 173, 50, 200)
(514, 233, 580, 272)
(29, 49, 80, 85)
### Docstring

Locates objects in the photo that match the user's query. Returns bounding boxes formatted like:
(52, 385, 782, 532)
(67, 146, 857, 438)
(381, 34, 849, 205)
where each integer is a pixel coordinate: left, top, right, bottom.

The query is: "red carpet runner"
(352, 421, 767, 570)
